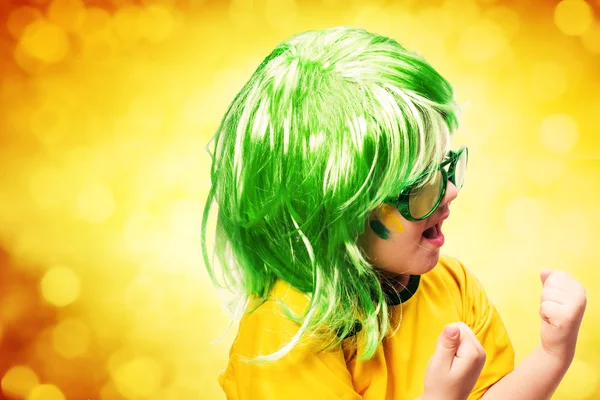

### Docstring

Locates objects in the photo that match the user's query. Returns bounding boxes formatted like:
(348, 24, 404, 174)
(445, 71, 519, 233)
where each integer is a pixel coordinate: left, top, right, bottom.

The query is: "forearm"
(481, 344, 571, 400)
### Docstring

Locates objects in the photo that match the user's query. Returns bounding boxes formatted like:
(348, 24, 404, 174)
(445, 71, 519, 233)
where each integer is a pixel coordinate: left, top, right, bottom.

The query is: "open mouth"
(421, 222, 445, 247)
(422, 223, 440, 239)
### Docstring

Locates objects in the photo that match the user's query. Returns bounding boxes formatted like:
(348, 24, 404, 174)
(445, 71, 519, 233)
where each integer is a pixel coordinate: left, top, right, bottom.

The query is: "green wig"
(201, 27, 460, 362)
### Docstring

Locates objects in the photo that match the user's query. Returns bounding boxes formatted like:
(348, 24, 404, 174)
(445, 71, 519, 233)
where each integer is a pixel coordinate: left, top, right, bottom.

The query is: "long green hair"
(201, 27, 460, 362)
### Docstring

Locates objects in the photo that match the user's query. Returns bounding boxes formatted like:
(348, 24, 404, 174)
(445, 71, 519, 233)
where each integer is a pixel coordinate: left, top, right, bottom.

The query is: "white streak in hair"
(283, 115, 290, 154)
(323, 152, 336, 194)
(250, 213, 320, 362)
(233, 87, 263, 200)
(290, 214, 315, 264)
(309, 131, 326, 152)
(348, 114, 366, 152)
(393, 88, 426, 158)
(269, 122, 275, 150)
(251, 97, 270, 140)
(210, 295, 249, 345)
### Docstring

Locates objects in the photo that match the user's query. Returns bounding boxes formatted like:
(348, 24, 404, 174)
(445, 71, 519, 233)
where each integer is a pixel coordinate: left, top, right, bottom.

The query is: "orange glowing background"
(0, 0, 598, 399)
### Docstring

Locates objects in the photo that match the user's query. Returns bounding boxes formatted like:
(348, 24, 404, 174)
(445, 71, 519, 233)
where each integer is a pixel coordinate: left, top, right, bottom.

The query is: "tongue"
(423, 225, 437, 239)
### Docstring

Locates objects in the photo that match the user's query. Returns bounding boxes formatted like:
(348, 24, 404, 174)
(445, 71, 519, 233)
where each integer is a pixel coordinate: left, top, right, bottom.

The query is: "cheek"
(369, 204, 406, 240)
(378, 204, 405, 233)
(365, 230, 415, 272)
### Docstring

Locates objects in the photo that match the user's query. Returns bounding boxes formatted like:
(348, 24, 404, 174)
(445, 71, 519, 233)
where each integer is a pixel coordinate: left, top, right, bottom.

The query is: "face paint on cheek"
(377, 204, 405, 233)
(369, 218, 391, 240)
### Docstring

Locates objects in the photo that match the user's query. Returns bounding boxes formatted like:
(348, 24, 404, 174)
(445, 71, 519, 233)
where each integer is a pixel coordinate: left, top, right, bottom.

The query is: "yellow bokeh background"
(0, 0, 598, 399)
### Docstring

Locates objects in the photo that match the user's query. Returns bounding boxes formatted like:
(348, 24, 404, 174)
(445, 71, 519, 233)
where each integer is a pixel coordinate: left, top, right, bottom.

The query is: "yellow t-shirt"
(219, 255, 514, 399)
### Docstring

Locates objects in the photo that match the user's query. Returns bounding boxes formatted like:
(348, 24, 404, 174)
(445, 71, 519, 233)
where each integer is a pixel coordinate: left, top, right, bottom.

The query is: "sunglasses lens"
(408, 170, 443, 219)
(454, 150, 468, 190)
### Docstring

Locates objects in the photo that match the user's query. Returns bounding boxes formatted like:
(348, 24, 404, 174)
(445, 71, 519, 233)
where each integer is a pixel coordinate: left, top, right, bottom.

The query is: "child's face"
(358, 181, 459, 278)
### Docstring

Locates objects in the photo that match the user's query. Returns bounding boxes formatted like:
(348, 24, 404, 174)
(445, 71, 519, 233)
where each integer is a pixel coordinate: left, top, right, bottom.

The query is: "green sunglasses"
(383, 147, 468, 221)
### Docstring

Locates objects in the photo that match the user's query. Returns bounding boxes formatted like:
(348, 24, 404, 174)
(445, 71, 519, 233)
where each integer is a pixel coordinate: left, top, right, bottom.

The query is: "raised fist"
(420, 322, 486, 400)
(539, 269, 586, 362)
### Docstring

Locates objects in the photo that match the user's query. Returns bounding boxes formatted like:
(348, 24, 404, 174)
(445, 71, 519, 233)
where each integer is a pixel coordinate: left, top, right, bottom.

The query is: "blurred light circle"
(18, 20, 70, 64)
(76, 183, 116, 223)
(125, 277, 162, 315)
(80, 7, 111, 33)
(6, 6, 43, 39)
(321, 0, 352, 6)
(554, 0, 594, 36)
(26, 384, 66, 400)
(13, 45, 44, 74)
(81, 34, 115, 62)
(1, 366, 39, 399)
(410, 30, 447, 64)
(555, 209, 590, 254)
(127, 95, 165, 131)
(122, 211, 160, 254)
(112, 6, 143, 45)
(540, 113, 579, 153)
(418, 8, 454, 37)
(112, 357, 163, 398)
(457, 21, 507, 63)
(229, 0, 257, 29)
(40, 266, 81, 307)
(505, 197, 546, 240)
(52, 318, 91, 358)
(169, 197, 204, 238)
(30, 106, 69, 146)
(140, 0, 178, 5)
(139, 5, 175, 43)
(187, 0, 209, 7)
(581, 23, 600, 53)
(525, 157, 566, 186)
(353, 5, 391, 34)
(183, 91, 213, 127)
(264, 0, 298, 31)
(29, 167, 66, 209)
(442, 0, 481, 26)
(99, 382, 121, 400)
(530, 62, 568, 101)
(47, 0, 86, 32)
(486, 6, 521, 39)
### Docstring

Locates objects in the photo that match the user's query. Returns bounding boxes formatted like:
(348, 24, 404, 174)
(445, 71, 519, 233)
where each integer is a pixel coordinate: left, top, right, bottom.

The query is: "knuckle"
(578, 288, 588, 304)
(480, 352, 487, 364)
(478, 346, 487, 360)
(555, 270, 569, 279)
(456, 321, 469, 330)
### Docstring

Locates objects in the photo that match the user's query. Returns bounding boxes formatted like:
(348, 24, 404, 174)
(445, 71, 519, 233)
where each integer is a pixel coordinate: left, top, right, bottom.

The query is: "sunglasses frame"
(383, 146, 468, 222)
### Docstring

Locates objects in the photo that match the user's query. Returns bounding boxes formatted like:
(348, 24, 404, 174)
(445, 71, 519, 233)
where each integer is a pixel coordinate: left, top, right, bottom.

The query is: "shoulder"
(243, 280, 311, 329)
(426, 255, 490, 316)
(232, 281, 311, 359)
(430, 255, 497, 331)
(429, 254, 473, 289)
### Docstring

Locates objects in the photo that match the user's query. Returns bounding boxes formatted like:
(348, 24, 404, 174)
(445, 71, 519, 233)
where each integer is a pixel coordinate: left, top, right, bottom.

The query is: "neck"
(379, 271, 411, 293)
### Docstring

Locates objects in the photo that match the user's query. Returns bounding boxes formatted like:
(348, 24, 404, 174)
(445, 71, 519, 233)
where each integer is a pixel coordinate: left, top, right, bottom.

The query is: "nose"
(440, 180, 458, 207)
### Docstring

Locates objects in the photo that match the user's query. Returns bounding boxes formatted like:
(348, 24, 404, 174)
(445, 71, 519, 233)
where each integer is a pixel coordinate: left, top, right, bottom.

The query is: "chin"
(420, 251, 441, 274)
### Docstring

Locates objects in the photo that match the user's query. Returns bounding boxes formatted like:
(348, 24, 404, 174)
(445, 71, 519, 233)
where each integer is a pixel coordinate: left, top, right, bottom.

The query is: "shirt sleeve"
(219, 299, 362, 400)
(458, 262, 515, 400)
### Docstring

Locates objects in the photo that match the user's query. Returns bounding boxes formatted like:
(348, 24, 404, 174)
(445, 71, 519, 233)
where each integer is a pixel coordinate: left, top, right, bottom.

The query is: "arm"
(421, 323, 487, 400)
(481, 270, 586, 400)
(443, 259, 515, 400)
(480, 344, 568, 400)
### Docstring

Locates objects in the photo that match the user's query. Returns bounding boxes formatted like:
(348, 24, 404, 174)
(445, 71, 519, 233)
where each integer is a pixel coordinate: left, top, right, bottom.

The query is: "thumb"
(540, 269, 552, 286)
(435, 324, 460, 364)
